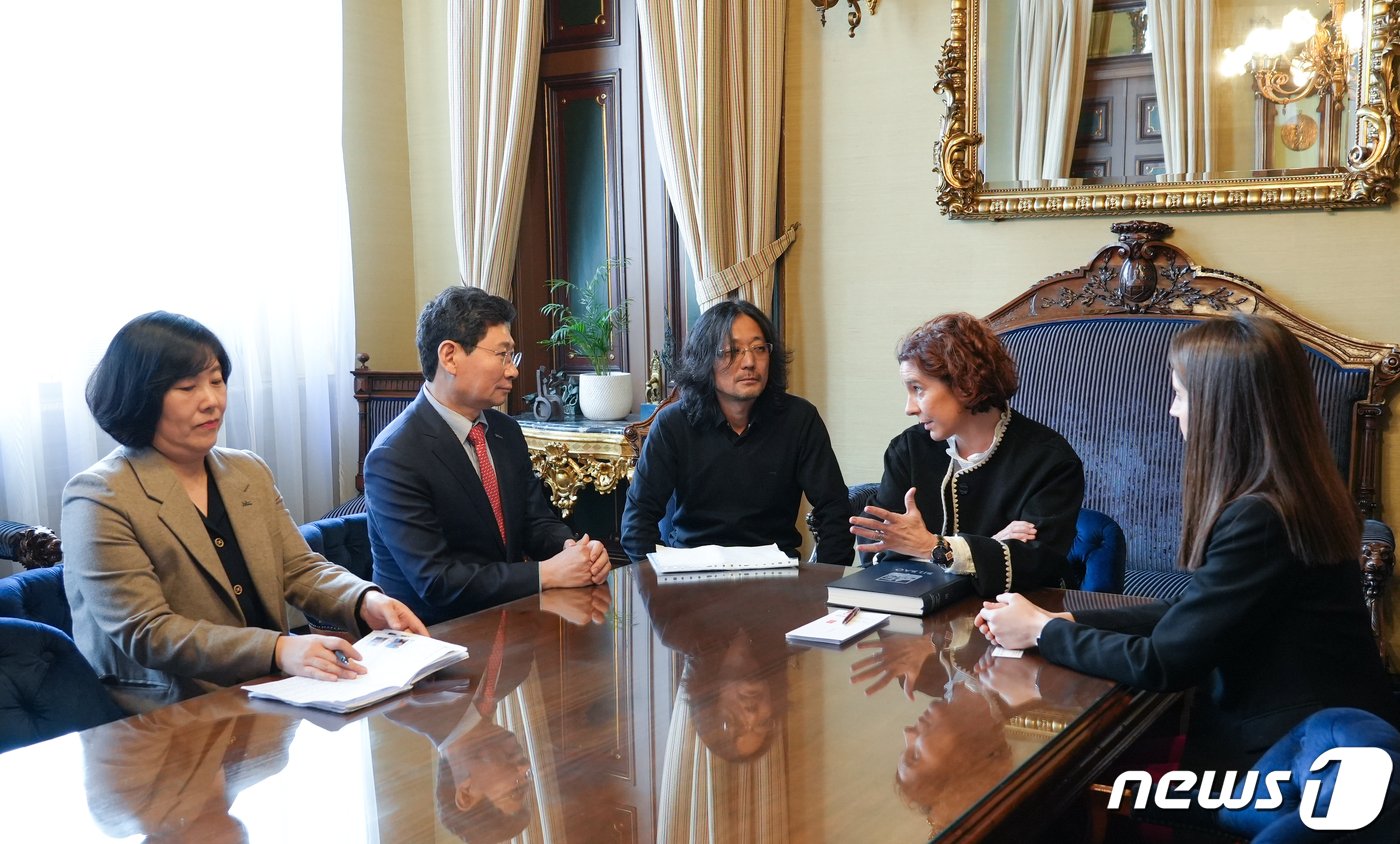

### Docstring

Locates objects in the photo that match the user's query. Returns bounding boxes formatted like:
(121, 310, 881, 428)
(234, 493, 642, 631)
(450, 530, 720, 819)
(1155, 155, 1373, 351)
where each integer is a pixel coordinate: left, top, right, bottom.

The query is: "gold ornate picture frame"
(933, 0, 1400, 219)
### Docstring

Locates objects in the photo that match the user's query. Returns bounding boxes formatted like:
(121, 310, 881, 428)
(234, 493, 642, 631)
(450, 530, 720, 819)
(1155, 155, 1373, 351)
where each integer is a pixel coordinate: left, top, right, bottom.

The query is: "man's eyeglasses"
(716, 343, 773, 365)
(473, 345, 522, 369)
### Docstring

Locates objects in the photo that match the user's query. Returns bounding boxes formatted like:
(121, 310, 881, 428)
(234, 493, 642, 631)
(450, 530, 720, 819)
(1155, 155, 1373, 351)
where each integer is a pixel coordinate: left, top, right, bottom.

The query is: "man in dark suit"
(366, 287, 609, 625)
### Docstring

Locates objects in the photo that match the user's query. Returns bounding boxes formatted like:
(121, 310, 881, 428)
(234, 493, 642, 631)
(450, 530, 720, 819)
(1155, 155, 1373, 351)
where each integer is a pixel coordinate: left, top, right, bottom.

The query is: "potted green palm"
(541, 259, 632, 420)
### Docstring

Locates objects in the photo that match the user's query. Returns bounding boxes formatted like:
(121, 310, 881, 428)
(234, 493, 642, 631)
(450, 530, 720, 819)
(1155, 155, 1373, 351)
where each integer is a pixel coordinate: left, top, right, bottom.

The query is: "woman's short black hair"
(674, 300, 790, 426)
(86, 311, 231, 447)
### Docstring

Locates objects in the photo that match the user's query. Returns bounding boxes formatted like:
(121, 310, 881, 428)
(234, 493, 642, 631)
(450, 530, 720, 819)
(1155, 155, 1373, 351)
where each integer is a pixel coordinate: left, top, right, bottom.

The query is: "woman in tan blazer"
(63, 312, 427, 714)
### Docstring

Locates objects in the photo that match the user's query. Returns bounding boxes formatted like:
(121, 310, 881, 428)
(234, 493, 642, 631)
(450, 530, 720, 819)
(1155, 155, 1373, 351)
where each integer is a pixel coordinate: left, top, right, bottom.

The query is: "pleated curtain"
(636, 0, 795, 315)
(1146, 0, 1214, 176)
(448, 0, 544, 297)
(1012, 0, 1092, 181)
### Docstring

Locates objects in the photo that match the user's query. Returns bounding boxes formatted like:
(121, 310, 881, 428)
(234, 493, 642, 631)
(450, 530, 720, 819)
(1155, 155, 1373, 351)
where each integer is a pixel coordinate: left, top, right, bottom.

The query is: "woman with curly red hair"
(849, 312, 1085, 596)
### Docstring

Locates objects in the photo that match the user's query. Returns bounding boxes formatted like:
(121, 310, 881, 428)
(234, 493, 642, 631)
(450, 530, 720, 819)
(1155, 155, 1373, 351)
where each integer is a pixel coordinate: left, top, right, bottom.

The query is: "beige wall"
(344, 0, 457, 371)
(344, 0, 419, 370)
(401, 0, 460, 314)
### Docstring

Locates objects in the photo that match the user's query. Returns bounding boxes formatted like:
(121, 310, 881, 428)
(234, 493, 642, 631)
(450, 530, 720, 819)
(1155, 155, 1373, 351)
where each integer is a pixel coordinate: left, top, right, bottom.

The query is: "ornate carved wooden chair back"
(985, 221, 1397, 655)
(351, 354, 425, 494)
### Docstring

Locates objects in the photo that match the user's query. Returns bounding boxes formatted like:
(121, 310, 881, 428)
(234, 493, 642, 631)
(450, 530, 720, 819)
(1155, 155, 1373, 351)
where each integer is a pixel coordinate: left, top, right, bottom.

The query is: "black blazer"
(873, 410, 1085, 596)
(366, 393, 574, 625)
(1039, 495, 1391, 771)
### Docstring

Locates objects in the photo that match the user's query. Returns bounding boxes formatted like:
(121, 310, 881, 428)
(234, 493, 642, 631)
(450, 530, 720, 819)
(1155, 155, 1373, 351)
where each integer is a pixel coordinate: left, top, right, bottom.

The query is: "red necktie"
(476, 610, 507, 717)
(467, 424, 507, 545)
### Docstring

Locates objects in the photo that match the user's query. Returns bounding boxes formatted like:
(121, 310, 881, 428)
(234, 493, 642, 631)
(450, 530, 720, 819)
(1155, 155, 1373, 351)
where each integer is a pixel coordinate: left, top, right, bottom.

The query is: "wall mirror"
(934, 0, 1400, 219)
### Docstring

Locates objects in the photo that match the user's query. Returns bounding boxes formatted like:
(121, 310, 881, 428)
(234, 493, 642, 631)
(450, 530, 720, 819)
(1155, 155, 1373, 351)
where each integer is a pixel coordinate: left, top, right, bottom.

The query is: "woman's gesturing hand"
(850, 487, 938, 557)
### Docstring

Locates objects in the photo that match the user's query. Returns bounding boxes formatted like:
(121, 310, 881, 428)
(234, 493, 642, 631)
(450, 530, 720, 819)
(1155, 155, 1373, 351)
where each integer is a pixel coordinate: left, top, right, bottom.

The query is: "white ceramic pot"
(578, 372, 632, 421)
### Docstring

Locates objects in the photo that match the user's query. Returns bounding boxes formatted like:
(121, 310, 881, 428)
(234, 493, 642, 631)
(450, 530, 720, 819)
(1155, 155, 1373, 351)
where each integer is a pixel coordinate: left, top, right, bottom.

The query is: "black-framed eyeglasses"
(473, 345, 522, 369)
(716, 343, 773, 365)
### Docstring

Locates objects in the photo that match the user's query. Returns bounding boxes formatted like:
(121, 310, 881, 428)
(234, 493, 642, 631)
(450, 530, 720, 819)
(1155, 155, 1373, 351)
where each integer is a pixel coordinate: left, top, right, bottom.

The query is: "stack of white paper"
(647, 543, 796, 574)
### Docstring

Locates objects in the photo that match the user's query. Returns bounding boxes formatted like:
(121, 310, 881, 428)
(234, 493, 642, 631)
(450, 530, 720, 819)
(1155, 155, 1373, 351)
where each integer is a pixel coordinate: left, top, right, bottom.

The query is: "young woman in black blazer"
(976, 314, 1391, 772)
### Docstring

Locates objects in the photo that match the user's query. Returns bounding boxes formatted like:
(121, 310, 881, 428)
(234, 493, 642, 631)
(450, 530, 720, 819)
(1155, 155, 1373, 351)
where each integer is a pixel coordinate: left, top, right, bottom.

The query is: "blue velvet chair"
(0, 565, 73, 634)
(298, 512, 372, 633)
(987, 224, 1396, 632)
(1067, 508, 1126, 594)
(298, 512, 372, 581)
(0, 566, 123, 751)
(1126, 708, 1400, 843)
(1215, 708, 1400, 843)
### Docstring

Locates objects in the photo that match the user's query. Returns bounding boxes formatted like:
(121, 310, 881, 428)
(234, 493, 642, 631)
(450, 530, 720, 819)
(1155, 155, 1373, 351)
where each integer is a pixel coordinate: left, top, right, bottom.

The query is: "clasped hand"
(974, 593, 1069, 650)
(541, 533, 611, 588)
(540, 581, 612, 625)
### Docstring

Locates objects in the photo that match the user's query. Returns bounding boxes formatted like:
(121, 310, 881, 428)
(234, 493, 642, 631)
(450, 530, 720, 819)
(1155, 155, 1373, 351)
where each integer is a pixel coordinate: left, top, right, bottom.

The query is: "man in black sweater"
(620, 300, 853, 565)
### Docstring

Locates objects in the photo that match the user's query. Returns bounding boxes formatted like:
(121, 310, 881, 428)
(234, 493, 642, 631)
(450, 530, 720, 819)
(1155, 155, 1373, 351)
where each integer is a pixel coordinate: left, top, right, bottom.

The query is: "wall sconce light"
(811, 0, 880, 39)
(1218, 0, 1360, 169)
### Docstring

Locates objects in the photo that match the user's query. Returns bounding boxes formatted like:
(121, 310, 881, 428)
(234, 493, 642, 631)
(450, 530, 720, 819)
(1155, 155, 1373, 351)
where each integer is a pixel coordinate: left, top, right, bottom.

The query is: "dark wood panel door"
(1071, 54, 1163, 182)
(516, 0, 675, 417)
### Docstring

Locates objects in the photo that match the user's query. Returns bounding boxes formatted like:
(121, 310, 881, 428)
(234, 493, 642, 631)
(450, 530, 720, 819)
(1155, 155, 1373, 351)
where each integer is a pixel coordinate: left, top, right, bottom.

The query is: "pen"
(333, 650, 350, 666)
(841, 606, 860, 625)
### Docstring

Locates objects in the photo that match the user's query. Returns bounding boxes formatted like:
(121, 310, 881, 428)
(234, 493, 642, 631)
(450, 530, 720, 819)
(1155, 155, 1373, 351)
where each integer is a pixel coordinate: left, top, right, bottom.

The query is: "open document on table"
(646, 543, 798, 575)
(243, 630, 469, 713)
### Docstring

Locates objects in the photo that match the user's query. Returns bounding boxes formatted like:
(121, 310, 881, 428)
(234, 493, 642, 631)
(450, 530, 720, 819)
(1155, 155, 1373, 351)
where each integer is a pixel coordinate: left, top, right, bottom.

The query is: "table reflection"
(81, 697, 293, 843)
(851, 618, 1107, 834)
(384, 610, 532, 841)
(0, 567, 1163, 843)
(642, 570, 825, 843)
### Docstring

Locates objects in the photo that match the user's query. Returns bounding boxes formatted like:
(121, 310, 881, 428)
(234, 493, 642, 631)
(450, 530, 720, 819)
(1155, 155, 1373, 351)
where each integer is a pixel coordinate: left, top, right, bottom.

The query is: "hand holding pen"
(273, 634, 367, 682)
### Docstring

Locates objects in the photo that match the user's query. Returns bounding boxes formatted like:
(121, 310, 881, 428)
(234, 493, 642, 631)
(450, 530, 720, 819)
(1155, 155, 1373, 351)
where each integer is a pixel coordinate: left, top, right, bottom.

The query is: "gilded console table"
(515, 415, 641, 518)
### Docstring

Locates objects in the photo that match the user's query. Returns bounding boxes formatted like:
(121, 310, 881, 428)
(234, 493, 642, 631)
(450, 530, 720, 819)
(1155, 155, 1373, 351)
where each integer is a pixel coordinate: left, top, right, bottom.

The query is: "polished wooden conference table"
(1, 563, 1176, 843)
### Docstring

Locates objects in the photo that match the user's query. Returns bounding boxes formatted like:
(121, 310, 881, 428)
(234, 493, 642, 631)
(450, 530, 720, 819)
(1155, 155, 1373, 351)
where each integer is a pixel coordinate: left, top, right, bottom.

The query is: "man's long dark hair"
(1169, 314, 1360, 570)
(674, 300, 790, 426)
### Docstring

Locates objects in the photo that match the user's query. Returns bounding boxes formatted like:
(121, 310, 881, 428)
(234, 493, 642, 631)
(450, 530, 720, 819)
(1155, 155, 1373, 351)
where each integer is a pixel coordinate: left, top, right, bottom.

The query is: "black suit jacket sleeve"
(1038, 497, 1290, 691)
(508, 428, 578, 563)
(872, 415, 1084, 595)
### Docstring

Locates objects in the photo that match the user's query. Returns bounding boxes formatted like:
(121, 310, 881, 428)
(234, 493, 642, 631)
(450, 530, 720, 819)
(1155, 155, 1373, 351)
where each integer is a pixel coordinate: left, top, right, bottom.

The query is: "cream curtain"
(448, 0, 544, 297)
(0, 2, 358, 535)
(1145, 0, 1214, 176)
(1012, 0, 1093, 181)
(636, 0, 794, 314)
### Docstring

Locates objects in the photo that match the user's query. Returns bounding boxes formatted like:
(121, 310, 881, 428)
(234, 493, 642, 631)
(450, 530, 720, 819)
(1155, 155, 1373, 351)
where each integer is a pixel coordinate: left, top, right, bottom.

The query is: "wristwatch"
(930, 535, 953, 567)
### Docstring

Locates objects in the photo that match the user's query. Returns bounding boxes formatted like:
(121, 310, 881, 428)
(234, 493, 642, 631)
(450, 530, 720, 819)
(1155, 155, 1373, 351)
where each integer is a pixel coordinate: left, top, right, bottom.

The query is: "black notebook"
(826, 561, 974, 617)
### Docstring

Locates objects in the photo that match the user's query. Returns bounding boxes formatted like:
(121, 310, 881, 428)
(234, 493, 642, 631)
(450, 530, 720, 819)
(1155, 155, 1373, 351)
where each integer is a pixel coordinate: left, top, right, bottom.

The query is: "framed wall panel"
(545, 0, 619, 51)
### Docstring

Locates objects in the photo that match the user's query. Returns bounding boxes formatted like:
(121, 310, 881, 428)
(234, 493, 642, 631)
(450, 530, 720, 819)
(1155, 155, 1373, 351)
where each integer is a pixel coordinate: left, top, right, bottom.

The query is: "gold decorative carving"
(522, 431, 636, 519)
(932, 0, 982, 216)
(933, 2, 1400, 218)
